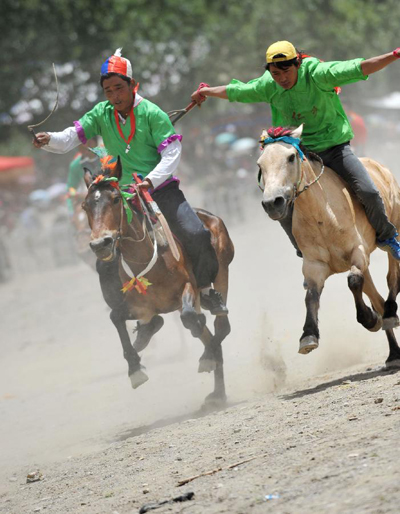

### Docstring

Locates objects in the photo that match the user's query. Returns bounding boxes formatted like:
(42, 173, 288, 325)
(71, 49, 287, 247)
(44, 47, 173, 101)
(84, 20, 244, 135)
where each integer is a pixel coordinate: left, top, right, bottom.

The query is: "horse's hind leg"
(348, 266, 383, 332)
(180, 282, 206, 338)
(385, 328, 400, 369)
(213, 264, 231, 344)
(198, 325, 227, 406)
(351, 264, 400, 367)
(383, 256, 400, 330)
(133, 315, 164, 352)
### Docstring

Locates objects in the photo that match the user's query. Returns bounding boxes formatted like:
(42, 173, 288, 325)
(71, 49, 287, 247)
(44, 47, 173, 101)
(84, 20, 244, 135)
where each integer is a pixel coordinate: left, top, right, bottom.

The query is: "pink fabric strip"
(151, 176, 180, 192)
(73, 121, 87, 145)
(157, 134, 182, 154)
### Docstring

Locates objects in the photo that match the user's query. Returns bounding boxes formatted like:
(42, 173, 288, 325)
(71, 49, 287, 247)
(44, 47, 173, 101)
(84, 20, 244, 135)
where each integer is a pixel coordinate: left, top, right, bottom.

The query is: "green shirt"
(67, 153, 84, 191)
(66, 153, 98, 212)
(226, 57, 368, 152)
(78, 98, 176, 185)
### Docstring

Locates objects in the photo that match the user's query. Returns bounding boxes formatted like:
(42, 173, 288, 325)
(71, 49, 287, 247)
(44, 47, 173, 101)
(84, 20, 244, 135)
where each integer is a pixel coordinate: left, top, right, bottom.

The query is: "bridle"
(257, 135, 325, 203)
(87, 176, 159, 287)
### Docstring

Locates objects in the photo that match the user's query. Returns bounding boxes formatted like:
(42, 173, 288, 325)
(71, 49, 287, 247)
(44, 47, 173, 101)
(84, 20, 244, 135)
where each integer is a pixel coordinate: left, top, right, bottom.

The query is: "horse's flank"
(294, 157, 400, 275)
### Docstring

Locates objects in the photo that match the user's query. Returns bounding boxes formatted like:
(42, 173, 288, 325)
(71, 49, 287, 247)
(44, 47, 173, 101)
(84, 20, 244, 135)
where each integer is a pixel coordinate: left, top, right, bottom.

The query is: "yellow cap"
(266, 41, 297, 63)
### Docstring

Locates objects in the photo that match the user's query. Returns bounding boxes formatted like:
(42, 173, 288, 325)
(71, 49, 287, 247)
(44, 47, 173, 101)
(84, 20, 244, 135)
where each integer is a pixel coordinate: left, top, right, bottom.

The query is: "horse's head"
(257, 125, 304, 220)
(82, 156, 124, 262)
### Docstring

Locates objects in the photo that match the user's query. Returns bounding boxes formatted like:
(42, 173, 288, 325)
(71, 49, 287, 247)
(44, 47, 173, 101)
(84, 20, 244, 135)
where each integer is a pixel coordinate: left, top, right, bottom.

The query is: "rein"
(293, 153, 324, 201)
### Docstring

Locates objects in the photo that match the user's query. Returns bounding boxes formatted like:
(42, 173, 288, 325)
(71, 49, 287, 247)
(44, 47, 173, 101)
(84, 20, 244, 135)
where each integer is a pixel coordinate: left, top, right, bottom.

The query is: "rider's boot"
(200, 288, 229, 316)
(377, 232, 400, 261)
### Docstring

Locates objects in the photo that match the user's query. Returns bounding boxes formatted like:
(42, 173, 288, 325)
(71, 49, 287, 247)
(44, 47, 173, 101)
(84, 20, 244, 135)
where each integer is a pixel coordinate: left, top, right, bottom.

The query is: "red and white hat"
(101, 48, 132, 78)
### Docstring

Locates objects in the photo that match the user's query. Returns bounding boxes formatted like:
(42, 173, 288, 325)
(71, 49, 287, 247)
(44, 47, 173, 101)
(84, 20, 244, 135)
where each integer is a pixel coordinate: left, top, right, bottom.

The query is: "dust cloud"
(0, 181, 393, 489)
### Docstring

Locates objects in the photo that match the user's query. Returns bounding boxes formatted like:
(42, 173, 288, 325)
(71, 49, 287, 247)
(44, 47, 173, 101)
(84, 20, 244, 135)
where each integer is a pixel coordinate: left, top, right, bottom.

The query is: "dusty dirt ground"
(1, 202, 400, 514)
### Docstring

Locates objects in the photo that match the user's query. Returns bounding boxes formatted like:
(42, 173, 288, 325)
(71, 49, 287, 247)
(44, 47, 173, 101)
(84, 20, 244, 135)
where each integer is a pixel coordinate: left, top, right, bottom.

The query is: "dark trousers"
(280, 142, 397, 251)
(152, 181, 219, 289)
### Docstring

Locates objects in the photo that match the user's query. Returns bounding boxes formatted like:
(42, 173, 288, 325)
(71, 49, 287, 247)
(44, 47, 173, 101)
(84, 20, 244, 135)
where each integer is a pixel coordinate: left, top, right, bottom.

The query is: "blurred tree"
(1, 0, 399, 158)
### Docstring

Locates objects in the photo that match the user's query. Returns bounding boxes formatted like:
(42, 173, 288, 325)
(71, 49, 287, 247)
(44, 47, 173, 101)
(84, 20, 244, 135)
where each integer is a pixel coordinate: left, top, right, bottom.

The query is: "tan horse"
(82, 158, 234, 406)
(258, 125, 400, 368)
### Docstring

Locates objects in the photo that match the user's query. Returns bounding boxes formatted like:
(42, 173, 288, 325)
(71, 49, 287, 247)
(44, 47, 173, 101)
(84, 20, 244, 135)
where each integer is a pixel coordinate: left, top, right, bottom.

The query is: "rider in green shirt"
(33, 49, 227, 315)
(66, 139, 98, 213)
(191, 40, 400, 260)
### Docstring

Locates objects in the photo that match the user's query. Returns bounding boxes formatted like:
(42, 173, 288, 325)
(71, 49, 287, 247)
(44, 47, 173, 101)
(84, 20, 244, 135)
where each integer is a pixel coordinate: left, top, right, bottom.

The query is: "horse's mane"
(89, 156, 119, 188)
(266, 126, 293, 139)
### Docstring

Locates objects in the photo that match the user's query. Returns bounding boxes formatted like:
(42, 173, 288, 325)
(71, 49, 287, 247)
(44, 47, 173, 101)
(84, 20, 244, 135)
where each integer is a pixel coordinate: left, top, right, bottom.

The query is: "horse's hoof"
(201, 394, 227, 412)
(368, 313, 383, 332)
(385, 359, 400, 370)
(129, 369, 149, 389)
(198, 358, 217, 373)
(299, 335, 319, 355)
(181, 309, 204, 338)
(382, 316, 400, 331)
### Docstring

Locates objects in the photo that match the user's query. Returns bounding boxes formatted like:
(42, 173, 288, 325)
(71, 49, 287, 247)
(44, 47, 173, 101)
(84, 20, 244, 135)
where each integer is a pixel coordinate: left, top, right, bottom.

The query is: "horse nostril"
(89, 236, 114, 251)
(103, 236, 114, 247)
(274, 196, 285, 209)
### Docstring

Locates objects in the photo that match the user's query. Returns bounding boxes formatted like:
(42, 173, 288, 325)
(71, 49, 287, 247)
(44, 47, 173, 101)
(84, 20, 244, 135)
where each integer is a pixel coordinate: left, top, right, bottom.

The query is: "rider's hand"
(136, 179, 153, 192)
(32, 132, 51, 148)
(191, 88, 207, 107)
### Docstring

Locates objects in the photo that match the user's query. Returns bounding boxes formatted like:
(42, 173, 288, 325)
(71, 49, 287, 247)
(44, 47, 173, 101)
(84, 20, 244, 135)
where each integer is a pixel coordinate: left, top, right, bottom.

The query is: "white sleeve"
(146, 140, 182, 189)
(41, 126, 81, 154)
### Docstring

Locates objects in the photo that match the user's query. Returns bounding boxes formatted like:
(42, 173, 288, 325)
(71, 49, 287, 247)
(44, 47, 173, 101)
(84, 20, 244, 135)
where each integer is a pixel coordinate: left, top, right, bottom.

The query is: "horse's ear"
(260, 129, 268, 141)
(291, 124, 304, 139)
(114, 156, 123, 181)
(83, 167, 93, 188)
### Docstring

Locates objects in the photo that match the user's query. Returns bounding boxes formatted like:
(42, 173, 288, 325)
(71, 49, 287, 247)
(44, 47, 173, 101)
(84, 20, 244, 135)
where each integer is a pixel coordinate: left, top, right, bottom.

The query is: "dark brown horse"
(82, 158, 234, 406)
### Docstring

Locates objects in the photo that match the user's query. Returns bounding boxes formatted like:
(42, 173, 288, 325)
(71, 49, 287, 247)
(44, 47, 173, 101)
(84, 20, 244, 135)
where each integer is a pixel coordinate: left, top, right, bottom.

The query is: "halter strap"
(260, 135, 305, 161)
(258, 135, 324, 200)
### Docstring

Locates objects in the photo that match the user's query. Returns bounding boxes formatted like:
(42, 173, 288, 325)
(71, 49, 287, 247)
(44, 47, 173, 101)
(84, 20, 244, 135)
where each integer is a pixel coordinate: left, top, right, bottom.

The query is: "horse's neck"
(120, 217, 155, 271)
(295, 160, 325, 216)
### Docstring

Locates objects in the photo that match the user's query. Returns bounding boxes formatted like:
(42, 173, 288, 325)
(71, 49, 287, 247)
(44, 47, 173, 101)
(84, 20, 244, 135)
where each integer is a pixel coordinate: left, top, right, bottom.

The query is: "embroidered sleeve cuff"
(157, 134, 182, 154)
(147, 139, 182, 189)
(73, 121, 88, 144)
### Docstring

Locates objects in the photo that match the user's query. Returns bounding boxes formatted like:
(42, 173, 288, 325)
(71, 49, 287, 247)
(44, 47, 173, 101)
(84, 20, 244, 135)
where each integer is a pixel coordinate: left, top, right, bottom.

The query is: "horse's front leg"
(299, 261, 329, 355)
(133, 315, 164, 352)
(96, 259, 148, 389)
(110, 308, 148, 389)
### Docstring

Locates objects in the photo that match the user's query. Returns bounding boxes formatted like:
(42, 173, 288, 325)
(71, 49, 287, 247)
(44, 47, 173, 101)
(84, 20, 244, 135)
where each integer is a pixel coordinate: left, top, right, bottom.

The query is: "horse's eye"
(113, 196, 120, 204)
(288, 154, 296, 163)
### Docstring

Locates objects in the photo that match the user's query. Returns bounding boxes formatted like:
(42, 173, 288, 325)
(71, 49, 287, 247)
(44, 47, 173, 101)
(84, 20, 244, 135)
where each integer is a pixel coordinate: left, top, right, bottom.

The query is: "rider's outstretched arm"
(32, 126, 81, 154)
(191, 85, 228, 105)
(361, 48, 400, 75)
